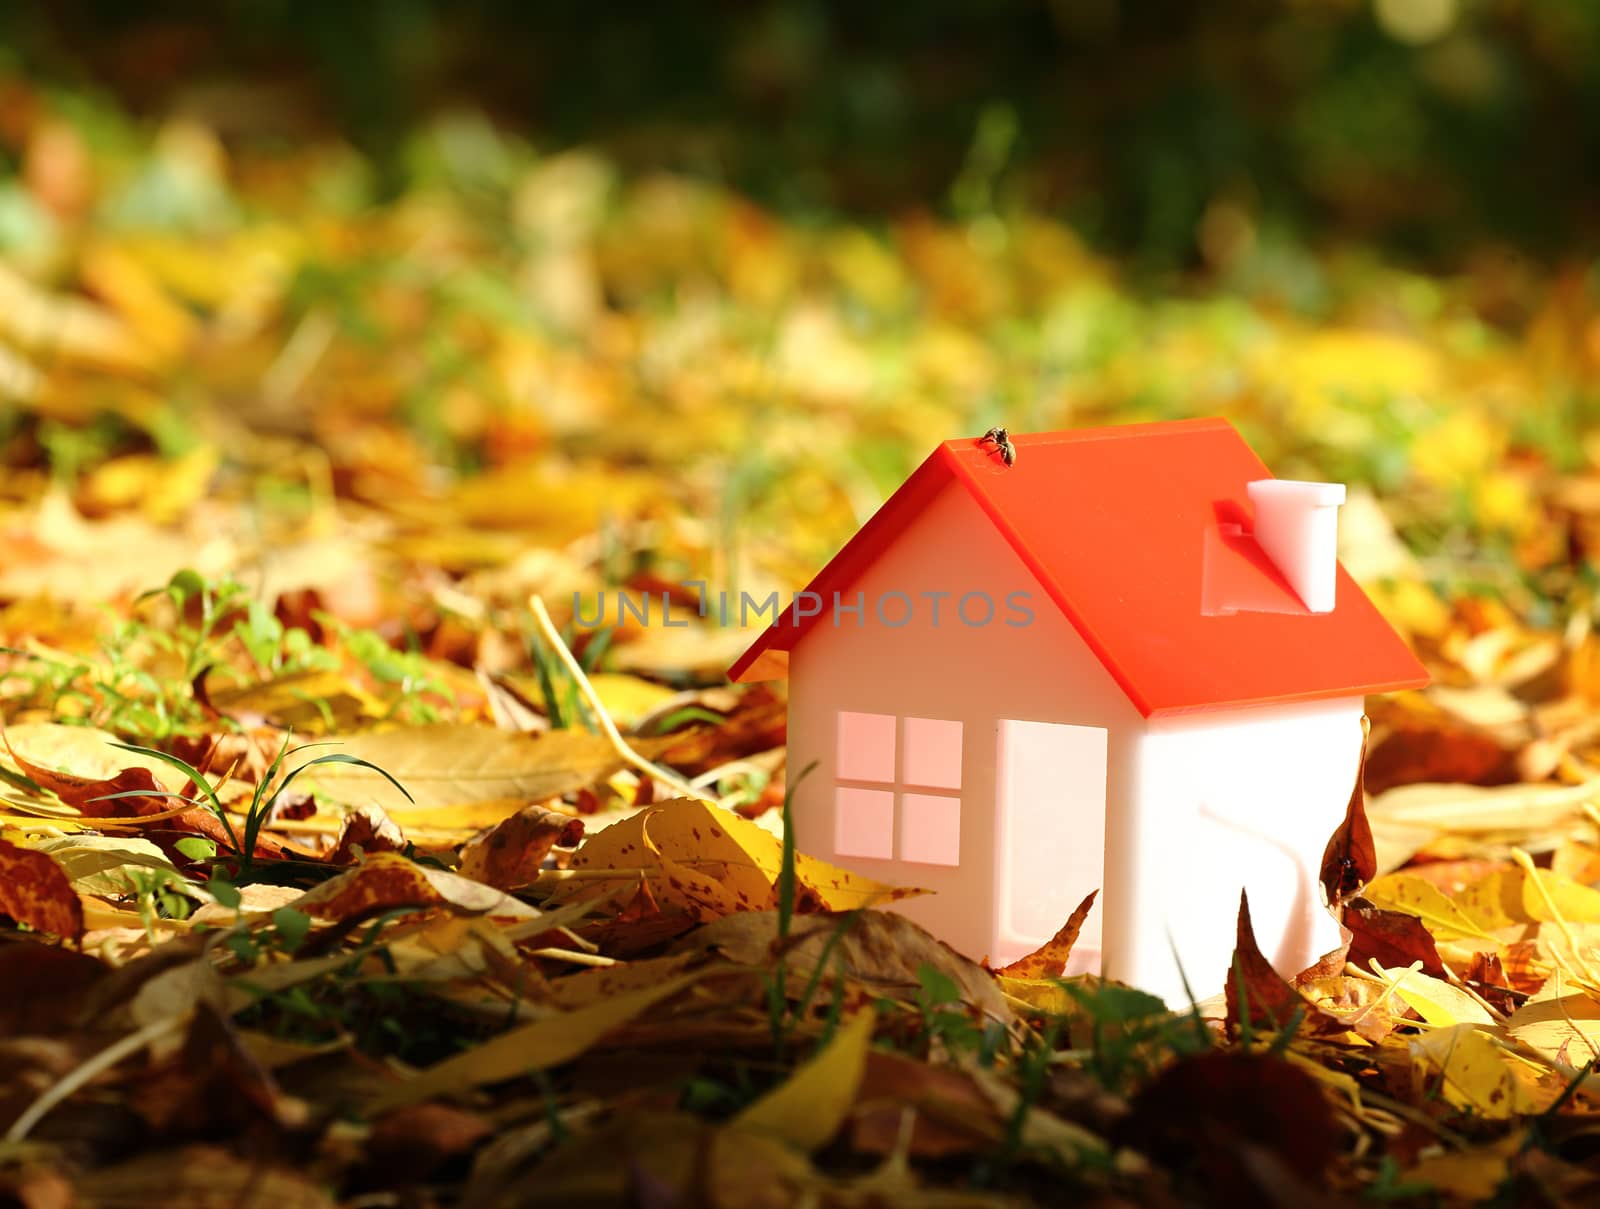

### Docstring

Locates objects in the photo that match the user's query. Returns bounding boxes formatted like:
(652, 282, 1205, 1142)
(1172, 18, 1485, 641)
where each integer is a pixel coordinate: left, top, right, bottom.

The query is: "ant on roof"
(978, 426, 1016, 467)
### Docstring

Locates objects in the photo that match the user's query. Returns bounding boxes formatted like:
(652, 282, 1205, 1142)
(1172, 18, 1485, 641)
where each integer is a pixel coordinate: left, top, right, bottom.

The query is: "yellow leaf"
(206, 668, 383, 731)
(376, 973, 701, 1109)
(584, 672, 677, 729)
(1376, 966, 1496, 1027)
(1456, 870, 1528, 930)
(1363, 873, 1498, 941)
(550, 798, 924, 918)
(998, 976, 1078, 1016)
(1401, 1135, 1522, 1199)
(79, 241, 197, 361)
(1409, 1026, 1529, 1120)
(2, 722, 189, 794)
(733, 1010, 875, 1151)
(1506, 983, 1600, 1069)
(1521, 867, 1600, 925)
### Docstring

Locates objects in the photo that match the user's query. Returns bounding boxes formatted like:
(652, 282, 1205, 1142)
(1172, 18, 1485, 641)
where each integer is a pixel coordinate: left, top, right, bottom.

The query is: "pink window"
(834, 713, 962, 866)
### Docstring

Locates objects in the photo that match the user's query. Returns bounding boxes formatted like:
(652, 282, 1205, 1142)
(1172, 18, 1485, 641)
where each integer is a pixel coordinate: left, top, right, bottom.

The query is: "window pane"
(836, 711, 895, 782)
(835, 787, 894, 859)
(900, 792, 960, 866)
(903, 717, 962, 789)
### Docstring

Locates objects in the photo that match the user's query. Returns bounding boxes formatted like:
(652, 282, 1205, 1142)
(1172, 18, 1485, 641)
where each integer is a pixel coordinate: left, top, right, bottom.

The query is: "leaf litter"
(6, 70, 1600, 1209)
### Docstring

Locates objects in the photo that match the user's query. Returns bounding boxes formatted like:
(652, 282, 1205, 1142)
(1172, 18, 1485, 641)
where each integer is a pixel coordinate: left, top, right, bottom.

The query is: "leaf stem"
(527, 595, 711, 803)
(5, 1015, 185, 1143)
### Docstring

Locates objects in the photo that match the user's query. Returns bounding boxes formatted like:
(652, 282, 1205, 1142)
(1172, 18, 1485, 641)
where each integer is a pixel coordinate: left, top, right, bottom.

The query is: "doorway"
(994, 719, 1108, 970)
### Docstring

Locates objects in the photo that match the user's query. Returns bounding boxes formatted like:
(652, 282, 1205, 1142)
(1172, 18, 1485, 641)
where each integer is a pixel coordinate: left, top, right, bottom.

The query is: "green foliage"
(1063, 980, 1210, 1095)
(98, 733, 413, 881)
(119, 866, 198, 942)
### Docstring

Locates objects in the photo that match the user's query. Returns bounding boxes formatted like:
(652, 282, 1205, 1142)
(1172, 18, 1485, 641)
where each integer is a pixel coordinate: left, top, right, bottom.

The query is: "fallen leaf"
(361, 1104, 495, 1188)
(1401, 1135, 1521, 1201)
(329, 802, 408, 864)
(295, 724, 667, 812)
(1320, 717, 1376, 908)
(1363, 873, 1500, 941)
(1225, 891, 1308, 1037)
(75, 1145, 335, 1209)
(994, 890, 1097, 979)
(550, 797, 923, 919)
(31, 834, 183, 897)
(2, 722, 186, 805)
(1506, 982, 1600, 1069)
(733, 1010, 876, 1151)
(849, 1050, 1009, 1158)
(376, 973, 703, 1109)
(0, 838, 84, 942)
(683, 909, 1013, 1025)
(1409, 1025, 1547, 1119)
(459, 803, 585, 889)
(0, 940, 107, 1033)
(1374, 965, 1497, 1027)
(290, 852, 536, 921)
(1343, 901, 1447, 978)
(1117, 1051, 1341, 1206)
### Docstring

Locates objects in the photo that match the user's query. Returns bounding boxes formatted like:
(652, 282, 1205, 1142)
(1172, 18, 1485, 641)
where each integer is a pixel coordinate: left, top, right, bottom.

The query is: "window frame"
(833, 711, 963, 865)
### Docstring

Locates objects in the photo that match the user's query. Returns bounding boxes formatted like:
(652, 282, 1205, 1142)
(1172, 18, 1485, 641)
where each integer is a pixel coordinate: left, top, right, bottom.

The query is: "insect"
(978, 426, 1016, 466)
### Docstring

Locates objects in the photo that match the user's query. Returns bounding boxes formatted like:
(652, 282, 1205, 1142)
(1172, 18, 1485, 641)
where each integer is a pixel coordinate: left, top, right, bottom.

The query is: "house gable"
(731, 418, 1430, 715)
(783, 480, 1142, 963)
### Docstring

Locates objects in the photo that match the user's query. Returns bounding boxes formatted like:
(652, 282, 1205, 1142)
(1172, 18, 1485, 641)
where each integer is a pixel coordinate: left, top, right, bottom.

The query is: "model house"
(729, 418, 1428, 1004)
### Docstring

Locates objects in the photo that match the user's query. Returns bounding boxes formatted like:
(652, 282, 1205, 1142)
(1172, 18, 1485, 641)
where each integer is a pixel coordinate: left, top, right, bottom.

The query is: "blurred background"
(10, 0, 1599, 262)
(3, 0, 1600, 658)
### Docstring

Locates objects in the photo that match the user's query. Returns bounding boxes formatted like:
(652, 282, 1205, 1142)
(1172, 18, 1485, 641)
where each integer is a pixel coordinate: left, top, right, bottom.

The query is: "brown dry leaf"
(1224, 891, 1310, 1037)
(201, 667, 384, 731)
(290, 852, 536, 922)
(1320, 716, 1376, 908)
(294, 724, 668, 813)
(994, 889, 1097, 979)
(849, 1050, 1010, 1158)
(361, 1104, 495, 1190)
(549, 797, 924, 919)
(684, 909, 1013, 1025)
(1343, 901, 1448, 978)
(459, 803, 585, 889)
(1297, 973, 1407, 1043)
(486, 1111, 816, 1209)
(0, 940, 107, 1033)
(1117, 1051, 1342, 1207)
(651, 682, 790, 774)
(0, 838, 84, 942)
(2, 721, 188, 803)
(75, 1145, 335, 1209)
(329, 802, 408, 865)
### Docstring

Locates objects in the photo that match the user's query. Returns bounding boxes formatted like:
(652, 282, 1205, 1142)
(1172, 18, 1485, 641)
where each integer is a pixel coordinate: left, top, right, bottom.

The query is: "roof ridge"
(940, 416, 1234, 456)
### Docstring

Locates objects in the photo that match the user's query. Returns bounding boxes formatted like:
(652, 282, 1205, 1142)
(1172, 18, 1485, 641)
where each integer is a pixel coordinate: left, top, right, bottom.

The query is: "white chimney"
(1246, 479, 1346, 613)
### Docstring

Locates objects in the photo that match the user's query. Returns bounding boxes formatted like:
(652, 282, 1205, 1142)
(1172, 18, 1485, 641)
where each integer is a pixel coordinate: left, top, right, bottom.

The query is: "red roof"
(729, 417, 1429, 716)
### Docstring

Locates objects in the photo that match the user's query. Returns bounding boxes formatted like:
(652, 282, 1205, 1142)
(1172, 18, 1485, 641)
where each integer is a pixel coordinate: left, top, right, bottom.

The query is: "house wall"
(1122, 696, 1366, 1004)
(785, 482, 1143, 966)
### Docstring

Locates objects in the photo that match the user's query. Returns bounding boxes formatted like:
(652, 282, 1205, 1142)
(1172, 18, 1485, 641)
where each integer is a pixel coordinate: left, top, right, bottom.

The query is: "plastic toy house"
(729, 418, 1429, 1005)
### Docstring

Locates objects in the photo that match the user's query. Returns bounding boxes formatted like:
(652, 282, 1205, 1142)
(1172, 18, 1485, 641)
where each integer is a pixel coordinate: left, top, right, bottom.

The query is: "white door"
(994, 719, 1108, 970)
